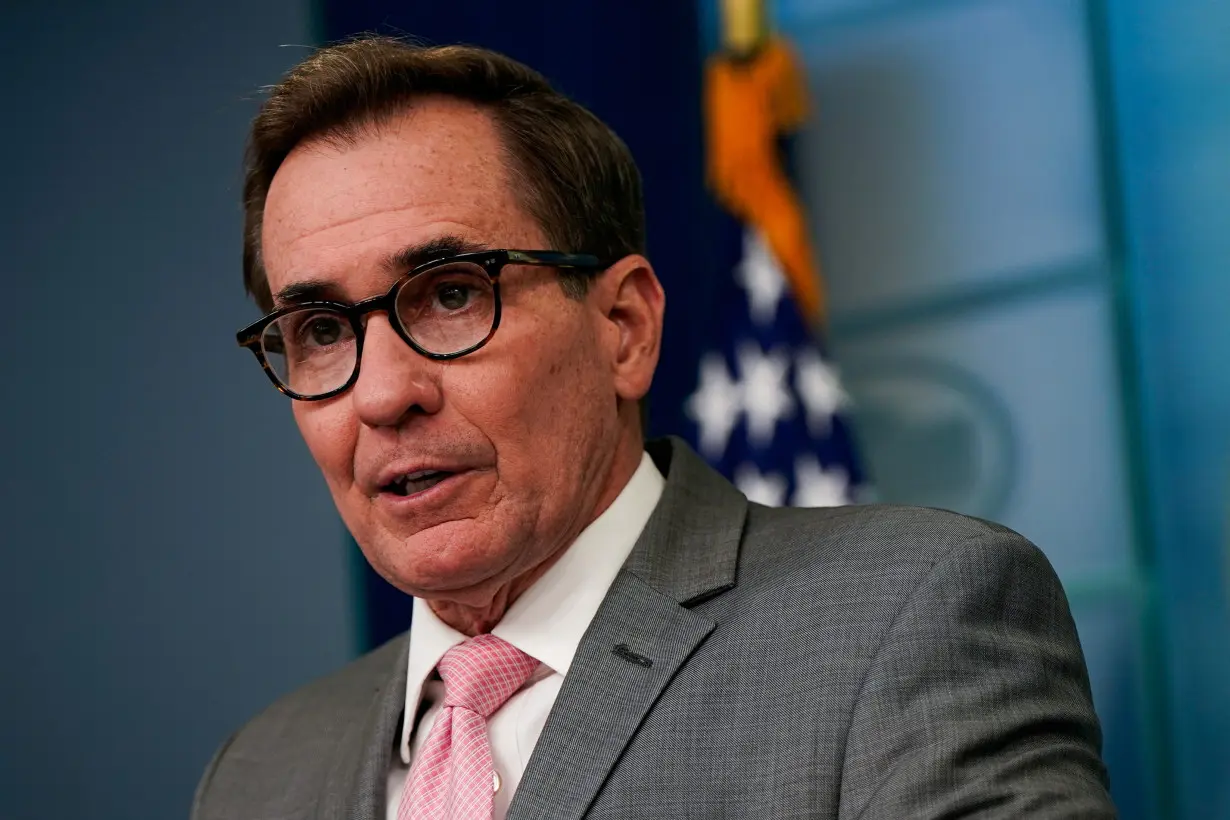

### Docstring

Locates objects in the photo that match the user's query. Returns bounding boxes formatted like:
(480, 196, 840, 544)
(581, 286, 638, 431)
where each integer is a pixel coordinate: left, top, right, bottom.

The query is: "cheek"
(292, 400, 358, 488)
(452, 320, 611, 457)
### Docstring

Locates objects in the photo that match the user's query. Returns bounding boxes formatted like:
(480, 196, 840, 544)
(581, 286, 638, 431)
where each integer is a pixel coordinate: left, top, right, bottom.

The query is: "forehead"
(261, 97, 540, 296)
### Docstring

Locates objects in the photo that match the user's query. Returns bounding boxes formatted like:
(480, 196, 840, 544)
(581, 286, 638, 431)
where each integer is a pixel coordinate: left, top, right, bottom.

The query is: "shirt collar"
(398, 450, 665, 763)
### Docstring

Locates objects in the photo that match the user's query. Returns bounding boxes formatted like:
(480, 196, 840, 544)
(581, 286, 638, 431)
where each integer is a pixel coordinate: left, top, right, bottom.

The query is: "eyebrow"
(383, 235, 490, 274)
(272, 279, 346, 308)
(271, 235, 492, 308)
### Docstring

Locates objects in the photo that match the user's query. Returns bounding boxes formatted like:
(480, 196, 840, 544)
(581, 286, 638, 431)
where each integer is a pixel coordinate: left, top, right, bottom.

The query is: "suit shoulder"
(250, 634, 400, 727)
(736, 502, 1045, 590)
(746, 501, 1018, 553)
(212, 633, 404, 769)
(712, 504, 1067, 684)
(193, 635, 406, 819)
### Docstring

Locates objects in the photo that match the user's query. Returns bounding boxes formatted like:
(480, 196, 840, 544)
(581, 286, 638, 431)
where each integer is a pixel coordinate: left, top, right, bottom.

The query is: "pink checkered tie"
(398, 634, 539, 820)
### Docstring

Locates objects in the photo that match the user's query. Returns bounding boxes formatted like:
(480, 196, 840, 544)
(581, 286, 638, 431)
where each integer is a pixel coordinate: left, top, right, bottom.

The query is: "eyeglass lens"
(259, 261, 497, 398)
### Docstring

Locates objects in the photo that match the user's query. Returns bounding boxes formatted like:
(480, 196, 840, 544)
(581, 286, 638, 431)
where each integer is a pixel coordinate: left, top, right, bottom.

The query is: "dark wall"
(0, 1, 355, 818)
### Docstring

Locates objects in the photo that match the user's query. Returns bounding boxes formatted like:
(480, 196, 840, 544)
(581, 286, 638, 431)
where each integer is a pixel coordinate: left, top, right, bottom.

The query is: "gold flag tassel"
(705, 0, 826, 326)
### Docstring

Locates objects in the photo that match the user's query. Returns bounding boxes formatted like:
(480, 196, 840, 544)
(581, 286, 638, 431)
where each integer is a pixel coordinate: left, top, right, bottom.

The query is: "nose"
(350, 314, 444, 427)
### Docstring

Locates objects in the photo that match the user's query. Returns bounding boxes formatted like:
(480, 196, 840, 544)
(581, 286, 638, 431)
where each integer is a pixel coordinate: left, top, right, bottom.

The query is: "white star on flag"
(734, 463, 788, 507)
(733, 230, 788, 327)
(685, 352, 743, 460)
(795, 348, 850, 437)
(792, 456, 850, 507)
(736, 341, 794, 448)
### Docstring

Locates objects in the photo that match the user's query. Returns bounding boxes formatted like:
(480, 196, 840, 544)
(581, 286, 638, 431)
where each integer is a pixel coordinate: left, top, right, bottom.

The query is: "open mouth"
(383, 470, 455, 497)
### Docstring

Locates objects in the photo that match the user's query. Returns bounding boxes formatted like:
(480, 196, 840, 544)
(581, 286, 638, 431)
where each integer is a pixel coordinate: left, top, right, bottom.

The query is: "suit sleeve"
(189, 732, 236, 820)
(838, 528, 1117, 819)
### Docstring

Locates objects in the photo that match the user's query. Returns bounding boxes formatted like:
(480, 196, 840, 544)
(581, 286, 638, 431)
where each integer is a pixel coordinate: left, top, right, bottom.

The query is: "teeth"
(391, 471, 449, 496)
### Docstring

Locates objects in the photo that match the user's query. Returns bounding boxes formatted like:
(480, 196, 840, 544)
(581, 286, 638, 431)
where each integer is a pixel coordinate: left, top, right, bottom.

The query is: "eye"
(394, 262, 494, 337)
(295, 312, 350, 348)
(434, 282, 474, 311)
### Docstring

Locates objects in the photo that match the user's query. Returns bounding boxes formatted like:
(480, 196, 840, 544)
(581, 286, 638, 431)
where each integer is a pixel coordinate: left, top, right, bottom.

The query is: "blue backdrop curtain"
(320, 1, 723, 650)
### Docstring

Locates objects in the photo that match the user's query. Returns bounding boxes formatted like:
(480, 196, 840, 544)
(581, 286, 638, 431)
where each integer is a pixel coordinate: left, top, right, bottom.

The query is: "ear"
(594, 254, 665, 402)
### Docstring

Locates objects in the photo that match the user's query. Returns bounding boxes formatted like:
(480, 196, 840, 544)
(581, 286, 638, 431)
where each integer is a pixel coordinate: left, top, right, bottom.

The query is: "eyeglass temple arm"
(506, 250, 607, 269)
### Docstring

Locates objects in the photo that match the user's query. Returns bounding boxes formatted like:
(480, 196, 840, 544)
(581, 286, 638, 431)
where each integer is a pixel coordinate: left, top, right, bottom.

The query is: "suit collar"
(623, 436, 746, 606)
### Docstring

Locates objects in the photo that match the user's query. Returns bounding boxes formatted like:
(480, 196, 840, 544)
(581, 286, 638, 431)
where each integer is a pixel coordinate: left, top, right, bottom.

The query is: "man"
(195, 36, 1115, 819)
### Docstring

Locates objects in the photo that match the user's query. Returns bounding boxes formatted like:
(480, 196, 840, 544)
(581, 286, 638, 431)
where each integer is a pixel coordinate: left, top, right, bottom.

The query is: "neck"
(429, 429, 645, 637)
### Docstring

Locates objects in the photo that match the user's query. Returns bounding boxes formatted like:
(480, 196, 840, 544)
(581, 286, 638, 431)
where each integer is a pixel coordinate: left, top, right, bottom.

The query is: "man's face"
(261, 99, 639, 608)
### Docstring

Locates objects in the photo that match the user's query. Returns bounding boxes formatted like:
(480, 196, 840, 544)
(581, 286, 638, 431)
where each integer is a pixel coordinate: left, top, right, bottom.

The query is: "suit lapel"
(506, 570, 714, 820)
(507, 438, 747, 820)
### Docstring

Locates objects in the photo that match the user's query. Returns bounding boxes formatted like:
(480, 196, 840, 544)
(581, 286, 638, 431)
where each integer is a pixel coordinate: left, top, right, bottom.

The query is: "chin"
(369, 527, 513, 600)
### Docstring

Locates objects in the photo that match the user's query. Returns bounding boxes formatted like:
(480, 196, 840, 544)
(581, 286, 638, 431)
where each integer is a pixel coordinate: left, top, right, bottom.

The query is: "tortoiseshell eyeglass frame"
(236, 249, 609, 401)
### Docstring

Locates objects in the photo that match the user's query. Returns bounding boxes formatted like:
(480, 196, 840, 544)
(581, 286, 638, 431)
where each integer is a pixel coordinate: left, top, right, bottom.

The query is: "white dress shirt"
(386, 452, 665, 820)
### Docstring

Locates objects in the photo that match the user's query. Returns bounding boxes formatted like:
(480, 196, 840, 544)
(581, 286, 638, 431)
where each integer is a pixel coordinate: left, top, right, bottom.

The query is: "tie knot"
(437, 634, 538, 718)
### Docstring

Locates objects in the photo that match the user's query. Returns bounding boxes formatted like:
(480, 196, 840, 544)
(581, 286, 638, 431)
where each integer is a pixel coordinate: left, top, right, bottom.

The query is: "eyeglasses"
(236, 249, 609, 401)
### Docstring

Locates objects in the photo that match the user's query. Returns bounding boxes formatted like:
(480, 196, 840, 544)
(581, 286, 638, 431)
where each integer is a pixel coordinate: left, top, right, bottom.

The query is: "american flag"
(675, 35, 865, 507)
(682, 225, 865, 507)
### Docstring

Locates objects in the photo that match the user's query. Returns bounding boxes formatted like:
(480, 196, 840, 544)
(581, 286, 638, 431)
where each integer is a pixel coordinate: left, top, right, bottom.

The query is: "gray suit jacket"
(193, 437, 1114, 819)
